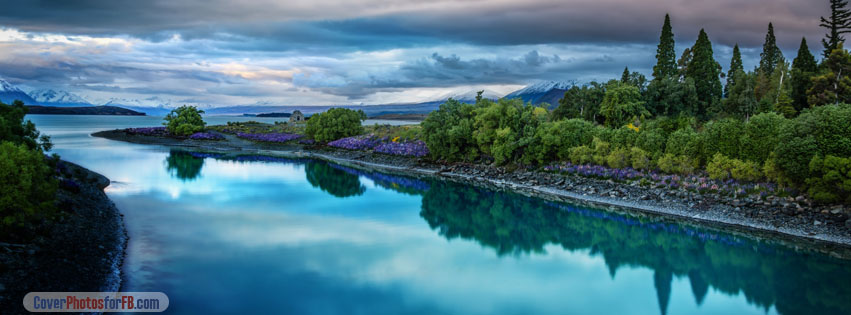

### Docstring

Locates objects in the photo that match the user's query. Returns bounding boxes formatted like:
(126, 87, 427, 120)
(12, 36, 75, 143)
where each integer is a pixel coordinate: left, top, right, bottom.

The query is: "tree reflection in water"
(420, 180, 851, 315)
(165, 150, 205, 181)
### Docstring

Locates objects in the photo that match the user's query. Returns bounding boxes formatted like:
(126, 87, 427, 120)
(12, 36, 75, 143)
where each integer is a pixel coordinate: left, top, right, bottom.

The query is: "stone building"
(289, 110, 304, 123)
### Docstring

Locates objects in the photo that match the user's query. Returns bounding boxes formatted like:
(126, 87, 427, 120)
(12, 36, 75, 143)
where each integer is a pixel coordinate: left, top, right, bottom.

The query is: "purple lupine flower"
(237, 132, 303, 143)
(189, 132, 225, 140)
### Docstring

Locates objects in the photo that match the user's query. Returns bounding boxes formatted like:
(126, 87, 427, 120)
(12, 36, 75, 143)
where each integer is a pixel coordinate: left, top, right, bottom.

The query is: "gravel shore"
(92, 128, 851, 257)
(0, 162, 127, 314)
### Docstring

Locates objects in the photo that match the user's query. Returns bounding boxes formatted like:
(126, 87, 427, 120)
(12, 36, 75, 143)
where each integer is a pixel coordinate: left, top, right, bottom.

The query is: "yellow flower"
(392, 136, 400, 142)
(627, 123, 640, 132)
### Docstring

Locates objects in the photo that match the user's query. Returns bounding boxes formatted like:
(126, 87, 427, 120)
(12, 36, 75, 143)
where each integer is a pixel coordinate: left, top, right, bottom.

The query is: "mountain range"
(0, 76, 573, 116)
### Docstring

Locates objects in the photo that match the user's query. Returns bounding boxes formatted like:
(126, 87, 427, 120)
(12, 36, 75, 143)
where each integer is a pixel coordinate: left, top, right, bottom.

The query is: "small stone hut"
(289, 110, 305, 123)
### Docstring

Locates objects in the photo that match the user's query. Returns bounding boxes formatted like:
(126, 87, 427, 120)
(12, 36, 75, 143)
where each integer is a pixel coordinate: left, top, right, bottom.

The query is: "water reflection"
(165, 149, 851, 315)
(165, 150, 205, 181)
(420, 180, 851, 315)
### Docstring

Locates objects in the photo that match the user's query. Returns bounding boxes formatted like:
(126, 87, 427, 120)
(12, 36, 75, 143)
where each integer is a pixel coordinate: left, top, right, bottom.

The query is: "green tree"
(653, 14, 678, 80)
(701, 118, 744, 161)
(599, 83, 650, 127)
(791, 38, 819, 112)
(821, 0, 851, 58)
(725, 44, 744, 97)
(621, 67, 631, 83)
(553, 82, 606, 122)
(165, 150, 204, 181)
(164, 105, 206, 136)
(774, 103, 851, 183)
(686, 29, 723, 120)
(421, 99, 479, 161)
(808, 44, 851, 106)
(473, 98, 547, 164)
(0, 100, 52, 151)
(0, 141, 57, 229)
(305, 107, 366, 142)
(740, 112, 787, 163)
(723, 70, 758, 120)
(759, 23, 784, 76)
(763, 60, 793, 115)
(645, 77, 698, 117)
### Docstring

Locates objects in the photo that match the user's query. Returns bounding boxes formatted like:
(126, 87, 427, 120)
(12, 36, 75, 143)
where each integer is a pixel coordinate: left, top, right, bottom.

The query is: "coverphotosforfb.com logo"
(23, 292, 169, 312)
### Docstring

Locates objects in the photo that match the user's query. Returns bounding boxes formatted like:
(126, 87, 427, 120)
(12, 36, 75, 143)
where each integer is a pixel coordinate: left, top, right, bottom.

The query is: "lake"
(27, 115, 851, 315)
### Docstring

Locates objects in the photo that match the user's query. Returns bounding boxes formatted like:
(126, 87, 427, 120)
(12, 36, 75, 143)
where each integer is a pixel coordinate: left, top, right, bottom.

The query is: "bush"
(528, 119, 600, 164)
(658, 153, 696, 175)
(707, 153, 762, 181)
(805, 155, 851, 203)
(599, 83, 650, 127)
(630, 147, 652, 170)
(421, 99, 479, 161)
(591, 138, 611, 166)
(740, 112, 787, 164)
(305, 108, 366, 142)
(665, 127, 701, 160)
(0, 141, 57, 228)
(568, 145, 594, 164)
(473, 98, 546, 164)
(634, 128, 666, 157)
(164, 105, 206, 136)
(606, 147, 631, 169)
(701, 118, 743, 161)
(608, 126, 638, 149)
(774, 104, 851, 183)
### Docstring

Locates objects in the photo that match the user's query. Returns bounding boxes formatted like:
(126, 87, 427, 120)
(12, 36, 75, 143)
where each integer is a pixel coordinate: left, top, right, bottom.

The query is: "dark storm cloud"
(0, 0, 826, 51)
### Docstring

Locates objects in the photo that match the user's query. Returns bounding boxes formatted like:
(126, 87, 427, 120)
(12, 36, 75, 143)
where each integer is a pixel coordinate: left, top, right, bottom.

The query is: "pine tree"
(724, 70, 758, 120)
(759, 23, 784, 75)
(686, 29, 723, 120)
(621, 67, 631, 83)
(821, 0, 851, 58)
(725, 44, 744, 97)
(791, 38, 818, 111)
(808, 43, 851, 105)
(653, 14, 677, 80)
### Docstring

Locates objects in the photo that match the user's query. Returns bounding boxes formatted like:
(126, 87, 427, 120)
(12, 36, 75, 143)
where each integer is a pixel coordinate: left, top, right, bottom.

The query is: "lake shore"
(0, 162, 127, 313)
(92, 128, 851, 256)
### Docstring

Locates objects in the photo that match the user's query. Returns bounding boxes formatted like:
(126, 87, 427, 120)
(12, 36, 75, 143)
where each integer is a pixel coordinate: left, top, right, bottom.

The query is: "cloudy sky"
(0, 0, 827, 106)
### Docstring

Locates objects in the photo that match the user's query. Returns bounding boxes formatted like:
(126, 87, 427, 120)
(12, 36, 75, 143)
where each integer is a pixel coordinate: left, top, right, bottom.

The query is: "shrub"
(707, 153, 735, 180)
(422, 99, 479, 161)
(606, 147, 631, 169)
(701, 118, 743, 161)
(634, 128, 666, 157)
(305, 108, 366, 142)
(658, 153, 696, 175)
(630, 147, 652, 170)
(164, 105, 206, 136)
(608, 126, 638, 149)
(805, 155, 851, 203)
(774, 104, 851, 184)
(707, 153, 763, 181)
(665, 127, 701, 160)
(528, 119, 600, 163)
(569, 146, 594, 164)
(0, 141, 57, 228)
(740, 112, 787, 164)
(473, 98, 546, 164)
(591, 138, 611, 166)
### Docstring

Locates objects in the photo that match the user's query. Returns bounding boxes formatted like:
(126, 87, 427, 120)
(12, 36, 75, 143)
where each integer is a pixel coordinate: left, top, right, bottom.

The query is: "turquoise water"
(27, 115, 851, 315)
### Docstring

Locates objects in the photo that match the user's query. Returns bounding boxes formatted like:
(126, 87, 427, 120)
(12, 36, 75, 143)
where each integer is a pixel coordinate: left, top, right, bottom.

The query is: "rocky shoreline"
(92, 128, 851, 256)
(0, 162, 127, 314)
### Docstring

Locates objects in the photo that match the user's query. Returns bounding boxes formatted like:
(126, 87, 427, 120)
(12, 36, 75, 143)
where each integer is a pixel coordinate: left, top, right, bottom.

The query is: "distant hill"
(26, 105, 145, 116)
(0, 77, 37, 104)
(256, 112, 292, 118)
(504, 80, 572, 108)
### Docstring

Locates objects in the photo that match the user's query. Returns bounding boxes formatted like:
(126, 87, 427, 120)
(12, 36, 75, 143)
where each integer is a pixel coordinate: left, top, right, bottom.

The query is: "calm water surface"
(27, 115, 851, 315)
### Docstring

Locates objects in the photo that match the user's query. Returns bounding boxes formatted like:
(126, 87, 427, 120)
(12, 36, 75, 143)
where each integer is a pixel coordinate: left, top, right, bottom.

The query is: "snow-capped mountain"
(504, 80, 574, 108)
(29, 89, 92, 107)
(434, 89, 502, 103)
(103, 97, 175, 116)
(0, 77, 37, 104)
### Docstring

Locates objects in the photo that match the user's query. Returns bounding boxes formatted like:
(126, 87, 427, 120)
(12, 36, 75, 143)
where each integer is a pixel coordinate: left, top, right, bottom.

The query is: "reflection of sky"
(28, 115, 777, 315)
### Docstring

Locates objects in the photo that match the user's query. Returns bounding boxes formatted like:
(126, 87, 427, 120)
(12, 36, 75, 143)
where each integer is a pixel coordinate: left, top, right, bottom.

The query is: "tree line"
(422, 0, 851, 203)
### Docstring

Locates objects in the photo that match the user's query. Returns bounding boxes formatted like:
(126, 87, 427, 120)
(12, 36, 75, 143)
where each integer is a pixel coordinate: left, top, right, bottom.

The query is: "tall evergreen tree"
(791, 38, 818, 111)
(653, 14, 677, 80)
(808, 43, 851, 105)
(686, 29, 723, 120)
(621, 67, 631, 83)
(821, 0, 851, 58)
(759, 23, 784, 75)
(725, 44, 744, 97)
